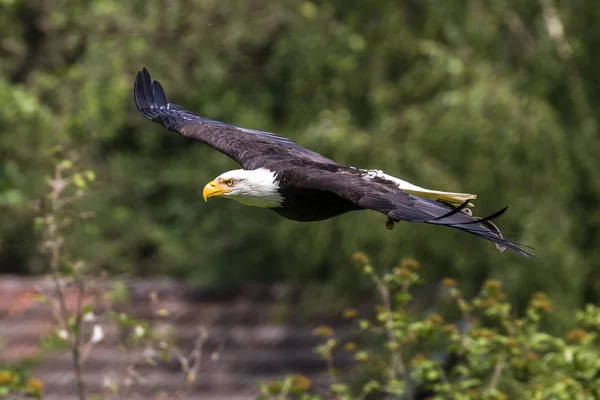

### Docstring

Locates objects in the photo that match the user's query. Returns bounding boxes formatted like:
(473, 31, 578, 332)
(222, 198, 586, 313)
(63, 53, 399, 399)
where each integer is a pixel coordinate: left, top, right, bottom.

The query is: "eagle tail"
(404, 189, 476, 208)
(380, 195, 536, 258)
(372, 171, 476, 207)
(422, 199, 536, 258)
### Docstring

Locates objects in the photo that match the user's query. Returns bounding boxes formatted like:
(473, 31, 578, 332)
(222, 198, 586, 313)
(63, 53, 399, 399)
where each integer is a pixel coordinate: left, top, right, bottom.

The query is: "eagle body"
(273, 166, 365, 221)
(275, 187, 363, 222)
(133, 68, 536, 258)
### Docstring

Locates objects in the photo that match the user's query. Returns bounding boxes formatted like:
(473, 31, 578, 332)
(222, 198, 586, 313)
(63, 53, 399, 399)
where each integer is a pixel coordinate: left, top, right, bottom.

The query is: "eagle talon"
(385, 219, 395, 230)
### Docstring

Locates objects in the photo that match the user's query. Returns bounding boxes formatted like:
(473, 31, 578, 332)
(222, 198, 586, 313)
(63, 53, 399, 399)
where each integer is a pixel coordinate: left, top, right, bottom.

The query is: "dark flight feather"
(133, 68, 536, 258)
(134, 68, 335, 168)
(287, 167, 536, 258)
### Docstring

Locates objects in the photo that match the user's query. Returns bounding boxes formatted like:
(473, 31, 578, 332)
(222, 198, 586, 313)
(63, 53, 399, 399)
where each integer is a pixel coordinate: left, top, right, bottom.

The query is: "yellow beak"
(203, 180, 231, 201)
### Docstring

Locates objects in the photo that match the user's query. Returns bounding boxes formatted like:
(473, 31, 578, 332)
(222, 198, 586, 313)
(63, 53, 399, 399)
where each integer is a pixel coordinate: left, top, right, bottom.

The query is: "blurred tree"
(0, 0, 598, 325)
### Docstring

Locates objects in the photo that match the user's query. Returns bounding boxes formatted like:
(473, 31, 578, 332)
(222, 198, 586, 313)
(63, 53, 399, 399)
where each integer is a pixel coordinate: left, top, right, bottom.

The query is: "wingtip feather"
(416, 198, 536, 258)
(152, 80, 168, 106)
(133, 70, 147, 111)
(134, 67, 165, 120)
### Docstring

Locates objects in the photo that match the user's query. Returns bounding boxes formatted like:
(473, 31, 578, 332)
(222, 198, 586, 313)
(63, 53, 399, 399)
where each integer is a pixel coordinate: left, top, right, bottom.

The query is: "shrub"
(259, 253, 600, 399)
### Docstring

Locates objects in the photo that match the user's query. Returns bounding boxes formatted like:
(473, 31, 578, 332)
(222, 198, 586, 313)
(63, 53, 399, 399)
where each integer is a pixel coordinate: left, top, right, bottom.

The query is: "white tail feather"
(364, 170, 477, 207)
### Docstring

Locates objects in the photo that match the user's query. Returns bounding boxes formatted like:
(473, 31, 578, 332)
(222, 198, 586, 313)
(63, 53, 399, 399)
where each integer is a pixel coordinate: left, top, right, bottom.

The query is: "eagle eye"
(225, 179, 235, 187)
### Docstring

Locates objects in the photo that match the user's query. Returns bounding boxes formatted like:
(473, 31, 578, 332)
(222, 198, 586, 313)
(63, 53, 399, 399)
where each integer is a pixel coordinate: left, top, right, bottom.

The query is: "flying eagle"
(133, 68, 535, 258)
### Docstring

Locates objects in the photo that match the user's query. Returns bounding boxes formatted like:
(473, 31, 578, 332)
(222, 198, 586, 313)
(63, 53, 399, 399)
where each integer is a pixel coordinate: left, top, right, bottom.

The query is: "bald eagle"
(134, 68, 535, 258)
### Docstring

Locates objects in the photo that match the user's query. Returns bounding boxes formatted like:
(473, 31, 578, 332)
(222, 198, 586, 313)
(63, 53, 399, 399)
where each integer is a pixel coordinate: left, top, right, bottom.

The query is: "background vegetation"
(260, 255, 600, 399)
(1, 0, 599, 326)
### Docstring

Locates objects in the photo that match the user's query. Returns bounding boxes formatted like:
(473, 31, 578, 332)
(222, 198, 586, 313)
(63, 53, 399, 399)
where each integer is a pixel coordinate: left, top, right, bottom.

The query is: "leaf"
(72, 173, 86, 189)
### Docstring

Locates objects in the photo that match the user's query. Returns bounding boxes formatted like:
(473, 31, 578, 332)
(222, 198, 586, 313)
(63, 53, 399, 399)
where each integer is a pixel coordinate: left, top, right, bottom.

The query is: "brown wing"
(286, 166, 536, 258)
(133, 68, 336, 169)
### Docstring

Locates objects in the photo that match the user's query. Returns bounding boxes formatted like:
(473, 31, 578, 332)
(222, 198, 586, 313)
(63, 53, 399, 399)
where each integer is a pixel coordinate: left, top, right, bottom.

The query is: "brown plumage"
(134, 68, 536, 258)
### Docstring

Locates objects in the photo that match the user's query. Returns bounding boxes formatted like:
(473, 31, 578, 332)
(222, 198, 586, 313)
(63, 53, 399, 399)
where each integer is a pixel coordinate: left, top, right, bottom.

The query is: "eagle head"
(202, 168, 284, 208)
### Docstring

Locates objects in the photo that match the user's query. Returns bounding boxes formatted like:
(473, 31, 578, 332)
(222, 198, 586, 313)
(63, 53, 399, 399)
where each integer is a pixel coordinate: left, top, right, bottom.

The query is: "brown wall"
(0, 277, 356, 400)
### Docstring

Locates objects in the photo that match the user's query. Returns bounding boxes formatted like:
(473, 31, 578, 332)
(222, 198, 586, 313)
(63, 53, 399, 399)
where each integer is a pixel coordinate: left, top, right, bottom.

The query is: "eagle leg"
(385, 219, 395, 230)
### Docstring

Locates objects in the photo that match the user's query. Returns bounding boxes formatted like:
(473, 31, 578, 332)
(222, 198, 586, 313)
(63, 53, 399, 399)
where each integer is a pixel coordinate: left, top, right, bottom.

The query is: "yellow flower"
(291, 374, 311, 391)
(394, 267, 414, 279)
(312, 325, 334, 338)
(442, 324, 457, 334)
(479, 297, 498, 308)
(409, 354, 426, 365)
(343, 342, 357, 352)
(471, 328, 495, 339)
(0, 370, 15, 385)
(525, 351, 539, 361)
(441, 278, 457, 288)
(342, 308, 358, 319)
(26, 378, 44, 396)
(529, 292, 552, 312)
(566, 329, 589, 343)
(399, 258, 420, 269)
(483, 279, 502, 290)
(427, 314, 443, 325)
(351, 252, 369, 266)
(402, 332, 417, 344)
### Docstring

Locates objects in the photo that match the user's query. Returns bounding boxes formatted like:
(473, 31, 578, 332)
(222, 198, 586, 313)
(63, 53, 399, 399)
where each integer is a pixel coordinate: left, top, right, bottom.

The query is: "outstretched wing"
(291, 166, 536, 258)
(133, 68, 336, 168)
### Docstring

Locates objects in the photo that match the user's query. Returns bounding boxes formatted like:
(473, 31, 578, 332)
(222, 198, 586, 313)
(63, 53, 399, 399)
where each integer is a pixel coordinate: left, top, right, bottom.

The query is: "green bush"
(0, 158, 218, 399)
(0, 364, 43, 399)
(259, 253, 600, 399)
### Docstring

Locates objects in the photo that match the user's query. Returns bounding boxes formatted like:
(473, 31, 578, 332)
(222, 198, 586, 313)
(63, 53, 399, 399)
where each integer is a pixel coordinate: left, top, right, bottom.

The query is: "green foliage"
(1, 0, 600, 322)
(0, 365, 43, 399)
(0, 158, 216, 399)
(259, 254, 600, 399)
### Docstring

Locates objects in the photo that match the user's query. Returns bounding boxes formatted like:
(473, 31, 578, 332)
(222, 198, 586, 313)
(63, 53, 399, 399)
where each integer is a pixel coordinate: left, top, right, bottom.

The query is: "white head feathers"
(214, 168, 284, 208)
